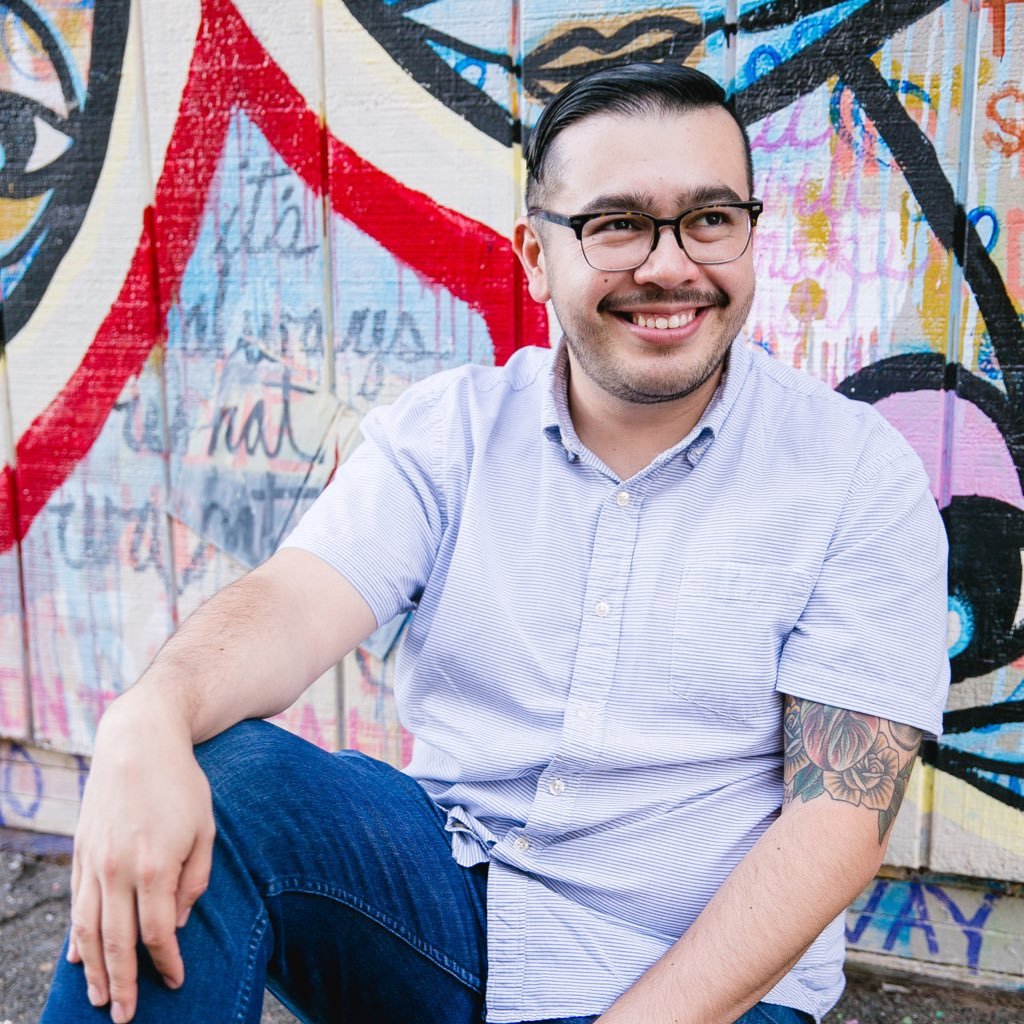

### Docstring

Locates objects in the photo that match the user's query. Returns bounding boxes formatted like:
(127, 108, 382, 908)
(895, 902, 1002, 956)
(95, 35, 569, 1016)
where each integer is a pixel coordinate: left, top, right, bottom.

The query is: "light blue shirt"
(283, 339, 949, 1023)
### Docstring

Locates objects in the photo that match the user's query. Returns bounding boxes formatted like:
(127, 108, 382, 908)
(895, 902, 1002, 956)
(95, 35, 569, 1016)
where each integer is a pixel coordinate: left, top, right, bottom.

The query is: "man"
(43, 62, 949, 1024)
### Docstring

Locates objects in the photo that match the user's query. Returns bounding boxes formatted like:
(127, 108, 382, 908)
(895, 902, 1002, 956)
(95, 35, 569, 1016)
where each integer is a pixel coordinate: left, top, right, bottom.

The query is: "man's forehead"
(539, 106, 748, 208)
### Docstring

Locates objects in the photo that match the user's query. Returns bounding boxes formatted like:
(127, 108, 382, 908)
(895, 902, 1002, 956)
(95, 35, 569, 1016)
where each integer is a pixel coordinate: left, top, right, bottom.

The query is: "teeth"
(630, 311, 697, 329)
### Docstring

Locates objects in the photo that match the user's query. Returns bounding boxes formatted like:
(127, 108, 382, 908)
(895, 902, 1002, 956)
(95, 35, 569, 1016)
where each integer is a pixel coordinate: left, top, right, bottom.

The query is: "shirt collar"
(542, 336, 752, 468)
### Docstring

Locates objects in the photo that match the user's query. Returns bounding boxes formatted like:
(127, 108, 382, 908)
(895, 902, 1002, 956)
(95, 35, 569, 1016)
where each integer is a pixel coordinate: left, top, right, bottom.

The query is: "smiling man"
(43, 64, 949, 1024)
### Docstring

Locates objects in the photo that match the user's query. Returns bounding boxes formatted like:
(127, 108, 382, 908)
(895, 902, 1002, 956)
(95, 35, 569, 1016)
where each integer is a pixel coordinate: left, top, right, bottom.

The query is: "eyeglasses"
(528, 200, 763, 272)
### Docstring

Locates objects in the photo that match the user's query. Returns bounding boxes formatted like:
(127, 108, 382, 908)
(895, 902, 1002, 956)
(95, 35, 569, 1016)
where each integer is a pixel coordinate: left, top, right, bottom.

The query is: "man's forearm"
(110, 548, 377, 744)
(597, 798, 883, 1024)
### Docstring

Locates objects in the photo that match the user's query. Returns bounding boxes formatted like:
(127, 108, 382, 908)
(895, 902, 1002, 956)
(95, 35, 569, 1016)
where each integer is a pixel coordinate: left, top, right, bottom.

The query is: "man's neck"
(565, 360, 722, 481)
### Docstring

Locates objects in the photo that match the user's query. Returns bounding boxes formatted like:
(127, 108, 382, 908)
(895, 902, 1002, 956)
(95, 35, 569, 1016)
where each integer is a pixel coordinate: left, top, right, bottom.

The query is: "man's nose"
(633, 224, 702, 286)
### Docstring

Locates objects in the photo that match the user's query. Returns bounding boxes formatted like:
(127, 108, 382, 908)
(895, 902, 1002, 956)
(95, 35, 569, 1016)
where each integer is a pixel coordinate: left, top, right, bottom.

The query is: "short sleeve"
(777, 440, 950, 737)
(279, 383, 447, 627)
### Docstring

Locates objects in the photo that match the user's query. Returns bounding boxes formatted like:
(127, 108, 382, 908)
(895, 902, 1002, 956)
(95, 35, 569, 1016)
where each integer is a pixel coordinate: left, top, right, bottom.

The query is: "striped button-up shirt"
(283, 338, 949, 1023)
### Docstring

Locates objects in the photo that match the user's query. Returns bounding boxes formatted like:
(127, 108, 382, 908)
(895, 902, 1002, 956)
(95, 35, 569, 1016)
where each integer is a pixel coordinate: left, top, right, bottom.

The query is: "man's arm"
(67, 547, 377, 1024)
(596, 695, 922, 1024)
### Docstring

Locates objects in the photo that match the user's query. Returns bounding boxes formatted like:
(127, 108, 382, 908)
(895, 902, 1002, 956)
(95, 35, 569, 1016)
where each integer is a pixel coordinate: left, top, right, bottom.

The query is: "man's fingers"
(175, 826, 213, 929)
(70, 875, 108, 1007)
(137, 872, 184, 990)
(67, 854, 82, 963)
(99, 883, 140, 1024)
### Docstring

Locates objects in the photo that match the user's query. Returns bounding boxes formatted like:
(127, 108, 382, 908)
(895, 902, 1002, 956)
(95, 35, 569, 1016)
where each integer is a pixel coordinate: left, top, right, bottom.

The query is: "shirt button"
(615, 491, 630, 507)
(513, 836, 530, 853)
(576, 705, 592, 721)
(548, 778, 566, 795)
(594, 600, 610, 617)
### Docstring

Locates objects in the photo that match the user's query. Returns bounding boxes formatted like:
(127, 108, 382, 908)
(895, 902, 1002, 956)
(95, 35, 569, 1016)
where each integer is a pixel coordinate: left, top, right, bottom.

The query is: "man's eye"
(592, 216, 645, 234)
(690, 209, 731, 228)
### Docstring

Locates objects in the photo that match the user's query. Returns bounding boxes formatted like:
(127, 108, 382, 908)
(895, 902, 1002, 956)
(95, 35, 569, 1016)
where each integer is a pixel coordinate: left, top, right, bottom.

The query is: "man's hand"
(61, 550, 377, 1023)
(67, 694, 215, 1024)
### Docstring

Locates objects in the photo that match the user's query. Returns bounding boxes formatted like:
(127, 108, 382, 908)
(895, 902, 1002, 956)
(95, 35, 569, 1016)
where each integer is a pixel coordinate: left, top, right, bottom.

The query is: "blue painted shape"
(926, 885, 999, 973)
(1, 743, 43, 821)
(1, 226, 47, 302)
(941, 718, 1024, 764)
(947, 591, 975, 658)
(846, 879, 888, 944)
(883, 883, 940, 956)
(968, 206, 1000, 253)
(425, 37, 512, 111)
(735, 0, 871, 92)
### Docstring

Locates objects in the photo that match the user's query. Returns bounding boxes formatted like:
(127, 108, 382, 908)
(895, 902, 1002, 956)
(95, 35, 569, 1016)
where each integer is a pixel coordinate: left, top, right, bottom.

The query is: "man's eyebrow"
(576, 190, 659, 215)
(576, 185, 745, 216)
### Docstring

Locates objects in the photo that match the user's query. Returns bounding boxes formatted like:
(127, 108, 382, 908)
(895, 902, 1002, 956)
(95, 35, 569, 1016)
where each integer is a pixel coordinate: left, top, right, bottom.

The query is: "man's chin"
(606, 353, 730, 407)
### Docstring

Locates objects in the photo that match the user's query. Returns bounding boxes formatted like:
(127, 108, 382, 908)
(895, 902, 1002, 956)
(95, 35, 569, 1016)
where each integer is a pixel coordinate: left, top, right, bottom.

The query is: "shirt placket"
(486, 474, 645, 1015)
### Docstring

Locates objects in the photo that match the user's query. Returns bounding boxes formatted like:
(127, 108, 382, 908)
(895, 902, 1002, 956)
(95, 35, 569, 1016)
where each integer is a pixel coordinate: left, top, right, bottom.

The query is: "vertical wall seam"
(511, 0, 525, 355)
(312, 0, 344, 746)
(725, 0, 739, 94)
(2, 364, 35, 743)
(931, 0, 983, 870)
(133, 0, 181, 633)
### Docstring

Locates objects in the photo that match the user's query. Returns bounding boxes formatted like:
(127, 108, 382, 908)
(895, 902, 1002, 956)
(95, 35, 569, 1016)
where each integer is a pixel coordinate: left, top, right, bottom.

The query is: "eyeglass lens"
(580, 206, 753, 271)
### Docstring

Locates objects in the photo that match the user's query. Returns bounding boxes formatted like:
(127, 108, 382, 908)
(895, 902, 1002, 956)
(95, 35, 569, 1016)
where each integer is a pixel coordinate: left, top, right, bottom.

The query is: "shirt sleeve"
(777, 433, 950, 738)
(278, 382, 447, 627)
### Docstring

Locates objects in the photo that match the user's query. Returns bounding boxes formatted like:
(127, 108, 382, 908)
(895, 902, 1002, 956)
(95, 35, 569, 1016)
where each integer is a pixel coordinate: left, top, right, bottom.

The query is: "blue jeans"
(43, 720, 814, 1024)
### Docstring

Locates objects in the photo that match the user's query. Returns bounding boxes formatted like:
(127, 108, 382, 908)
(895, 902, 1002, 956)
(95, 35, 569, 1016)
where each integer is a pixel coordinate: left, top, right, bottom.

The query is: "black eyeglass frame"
(528, 200, 764, 270)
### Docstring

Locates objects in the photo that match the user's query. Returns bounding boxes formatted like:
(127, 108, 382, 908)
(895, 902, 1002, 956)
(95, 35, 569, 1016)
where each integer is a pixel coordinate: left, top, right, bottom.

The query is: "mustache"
(599, 287, 729, 311)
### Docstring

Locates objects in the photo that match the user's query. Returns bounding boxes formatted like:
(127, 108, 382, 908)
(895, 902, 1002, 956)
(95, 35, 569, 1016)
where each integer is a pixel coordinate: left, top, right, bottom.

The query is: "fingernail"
(176, 908, 190, 929)
(162, 974, 181, 990)
(87, 984, 102, 1006)
(112, 1001, 128, 1023)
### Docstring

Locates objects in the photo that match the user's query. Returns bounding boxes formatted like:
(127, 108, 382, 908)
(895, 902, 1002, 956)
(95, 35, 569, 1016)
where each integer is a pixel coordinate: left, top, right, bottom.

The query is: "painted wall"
(1, 0, 1022, 916)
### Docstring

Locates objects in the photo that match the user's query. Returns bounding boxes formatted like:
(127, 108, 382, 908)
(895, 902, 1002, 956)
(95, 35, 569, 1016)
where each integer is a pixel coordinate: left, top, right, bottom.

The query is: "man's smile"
(628, 310, 699, 329)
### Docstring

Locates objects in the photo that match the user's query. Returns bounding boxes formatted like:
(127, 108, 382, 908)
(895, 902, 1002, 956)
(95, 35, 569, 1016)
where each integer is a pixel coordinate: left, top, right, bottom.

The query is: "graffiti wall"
(1, 0, 1023, 976)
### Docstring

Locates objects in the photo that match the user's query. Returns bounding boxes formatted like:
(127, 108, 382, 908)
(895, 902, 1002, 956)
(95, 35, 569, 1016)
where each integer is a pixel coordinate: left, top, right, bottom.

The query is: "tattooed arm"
(783, 697, 922, 844)
(598, 698, 923, 1024)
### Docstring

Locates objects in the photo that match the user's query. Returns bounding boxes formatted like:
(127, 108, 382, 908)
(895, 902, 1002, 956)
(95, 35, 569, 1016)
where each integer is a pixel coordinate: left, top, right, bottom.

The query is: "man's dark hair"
(524, 62, 754, 207)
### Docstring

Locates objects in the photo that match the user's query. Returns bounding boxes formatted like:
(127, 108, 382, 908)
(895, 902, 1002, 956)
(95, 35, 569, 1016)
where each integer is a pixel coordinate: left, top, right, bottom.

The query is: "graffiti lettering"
(985, 87, 1024, 157)
(199, 473, 321, 568)
(47, 496, 165, 574)
(846, 879, 1002, 973)
(0, 743, 89, 827)
(338, 307, 451, 401)
(207, 371, 319, 460)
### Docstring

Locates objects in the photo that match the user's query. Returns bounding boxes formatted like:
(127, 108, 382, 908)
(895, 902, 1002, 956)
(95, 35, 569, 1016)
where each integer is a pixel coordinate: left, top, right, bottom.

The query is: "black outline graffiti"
(0, 0, 131, 347)
(838, 355, 1024, 811)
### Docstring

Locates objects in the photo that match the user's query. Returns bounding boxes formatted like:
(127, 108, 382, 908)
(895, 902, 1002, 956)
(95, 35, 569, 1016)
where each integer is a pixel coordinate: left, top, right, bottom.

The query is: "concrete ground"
(3, 833, 1022, 1024)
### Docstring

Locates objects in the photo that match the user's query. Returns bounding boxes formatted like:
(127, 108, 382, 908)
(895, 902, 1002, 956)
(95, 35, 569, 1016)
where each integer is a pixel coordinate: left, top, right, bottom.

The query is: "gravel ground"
(3, 836, 1022, 1024)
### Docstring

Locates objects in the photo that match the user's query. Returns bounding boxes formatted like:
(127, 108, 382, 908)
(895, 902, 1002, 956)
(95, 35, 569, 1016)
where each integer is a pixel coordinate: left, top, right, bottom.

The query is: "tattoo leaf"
(792, 763, 825, 802)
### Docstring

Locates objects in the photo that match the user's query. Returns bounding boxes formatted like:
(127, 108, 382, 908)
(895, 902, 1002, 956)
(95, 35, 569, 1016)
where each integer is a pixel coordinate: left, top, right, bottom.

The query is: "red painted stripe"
(2, 0, 547, 553)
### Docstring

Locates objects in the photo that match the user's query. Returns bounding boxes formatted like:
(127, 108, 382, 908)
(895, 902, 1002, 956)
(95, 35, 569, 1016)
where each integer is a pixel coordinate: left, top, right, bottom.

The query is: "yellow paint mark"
(951, 65, 964, 112)
(933, 768, 1024, 857)
(0, 194, 48, 245)
(909, 761, 934, 814)
(527, 9, 704, 101)
(796, 183, 830, 258)
(978, 58, 993, 88)
(788, 279, 827, 324)
(918, 238, 953, 349)
(900, 191, 912, 254)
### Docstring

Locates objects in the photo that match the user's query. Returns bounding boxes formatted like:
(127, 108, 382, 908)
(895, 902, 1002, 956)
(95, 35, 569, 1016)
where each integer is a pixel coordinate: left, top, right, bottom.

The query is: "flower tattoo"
(783, 696, 922, 844)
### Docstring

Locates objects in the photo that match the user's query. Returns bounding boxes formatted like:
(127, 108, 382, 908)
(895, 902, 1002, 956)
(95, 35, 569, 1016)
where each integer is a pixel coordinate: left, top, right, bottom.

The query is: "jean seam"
(264, 876, 483, 991)
(233, 908, 270, 1024)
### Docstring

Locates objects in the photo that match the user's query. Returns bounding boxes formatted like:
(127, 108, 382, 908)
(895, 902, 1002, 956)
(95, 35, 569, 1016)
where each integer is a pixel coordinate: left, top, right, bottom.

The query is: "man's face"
(516, 106, 756, 408)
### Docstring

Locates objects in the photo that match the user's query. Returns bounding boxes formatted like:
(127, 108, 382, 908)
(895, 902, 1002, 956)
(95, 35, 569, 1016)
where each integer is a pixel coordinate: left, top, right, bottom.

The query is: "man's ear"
(513, 216, 551, 304)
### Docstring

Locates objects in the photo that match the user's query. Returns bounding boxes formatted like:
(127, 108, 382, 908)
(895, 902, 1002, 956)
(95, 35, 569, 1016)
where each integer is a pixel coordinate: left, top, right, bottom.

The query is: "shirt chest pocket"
(669, 562, 812, 722)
